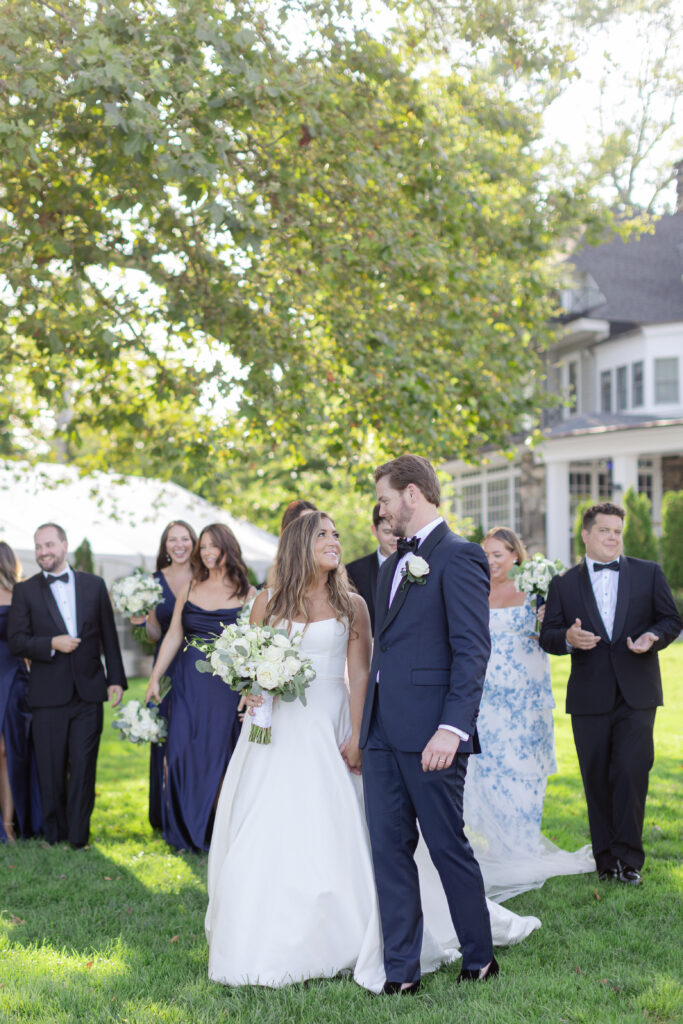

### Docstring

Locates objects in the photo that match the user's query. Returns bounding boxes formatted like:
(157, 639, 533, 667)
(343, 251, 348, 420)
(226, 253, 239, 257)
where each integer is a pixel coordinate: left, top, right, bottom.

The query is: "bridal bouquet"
(191, 620, 314, 744)
(112, 700, 167, 745)
(508, 553, 565, 630)
(111, 569, 163, 618)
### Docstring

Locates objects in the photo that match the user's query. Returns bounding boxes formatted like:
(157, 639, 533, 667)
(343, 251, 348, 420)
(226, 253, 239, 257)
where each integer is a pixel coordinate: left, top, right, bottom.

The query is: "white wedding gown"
(206, 618, 540, 991)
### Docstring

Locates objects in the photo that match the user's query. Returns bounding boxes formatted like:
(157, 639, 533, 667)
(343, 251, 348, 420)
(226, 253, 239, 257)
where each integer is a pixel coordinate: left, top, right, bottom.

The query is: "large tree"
(0, 0, 608, 541)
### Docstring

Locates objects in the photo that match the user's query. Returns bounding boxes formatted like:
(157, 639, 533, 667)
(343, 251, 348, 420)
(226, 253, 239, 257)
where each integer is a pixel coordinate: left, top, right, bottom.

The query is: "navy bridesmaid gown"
(162, 602, 243, 852)
(0, 606, 42, 841)
(148, 571, 178, 830)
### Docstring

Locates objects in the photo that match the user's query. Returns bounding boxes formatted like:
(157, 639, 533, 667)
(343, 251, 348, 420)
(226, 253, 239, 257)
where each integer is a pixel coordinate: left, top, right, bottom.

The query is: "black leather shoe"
(616, 860, 642, 886)
(457, 956, 499, 983)
(382, 979, 421, 995)
(598, 867, 618, 881)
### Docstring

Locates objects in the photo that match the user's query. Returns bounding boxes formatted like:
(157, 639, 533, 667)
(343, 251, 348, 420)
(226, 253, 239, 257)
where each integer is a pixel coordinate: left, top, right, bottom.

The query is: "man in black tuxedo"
(345, 503, 398, 634)
(540, 502, 681, 886)
(8, 523, 126, 847)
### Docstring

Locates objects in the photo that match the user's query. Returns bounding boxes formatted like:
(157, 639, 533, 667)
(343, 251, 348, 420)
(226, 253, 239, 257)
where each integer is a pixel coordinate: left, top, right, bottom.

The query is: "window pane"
(654, 358, 679, 404)
(616, 366, 628, 411)
(461, 483, 483, 525)
(487, 478, 510, 526)
(632, 361, 644, 407)
(600, 370, 612, 413)
(568, 361, 578, 413)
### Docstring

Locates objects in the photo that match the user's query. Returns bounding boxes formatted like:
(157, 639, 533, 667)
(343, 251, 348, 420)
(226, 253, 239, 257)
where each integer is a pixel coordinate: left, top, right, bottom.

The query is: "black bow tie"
(396, 536, 420, 556)
(593, 561, 620, 573)
(46, 572, 69, 584)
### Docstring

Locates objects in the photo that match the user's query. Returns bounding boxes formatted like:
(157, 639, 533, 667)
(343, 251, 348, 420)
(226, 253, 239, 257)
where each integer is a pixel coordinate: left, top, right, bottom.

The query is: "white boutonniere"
(401, 555, 430, 590)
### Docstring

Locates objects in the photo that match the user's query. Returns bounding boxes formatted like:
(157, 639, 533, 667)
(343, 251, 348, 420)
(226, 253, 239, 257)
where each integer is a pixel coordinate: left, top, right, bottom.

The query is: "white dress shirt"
(44, 566, 77, 638)
(377, 549, 389, 568)
(586, 556, 620, 639)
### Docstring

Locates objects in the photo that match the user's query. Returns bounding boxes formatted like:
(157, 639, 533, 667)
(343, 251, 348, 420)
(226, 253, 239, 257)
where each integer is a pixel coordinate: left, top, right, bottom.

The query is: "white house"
(443, 208, 683, 566)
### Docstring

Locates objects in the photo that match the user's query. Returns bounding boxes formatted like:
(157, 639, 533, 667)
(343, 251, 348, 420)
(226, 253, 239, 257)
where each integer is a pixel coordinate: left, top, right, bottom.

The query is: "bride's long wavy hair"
(265, 511, 355, 633)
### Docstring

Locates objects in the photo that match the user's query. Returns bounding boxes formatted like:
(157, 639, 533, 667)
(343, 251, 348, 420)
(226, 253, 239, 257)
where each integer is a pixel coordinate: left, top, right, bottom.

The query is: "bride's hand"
(237, 692, 264, 719)
(340, 736, 362, 775)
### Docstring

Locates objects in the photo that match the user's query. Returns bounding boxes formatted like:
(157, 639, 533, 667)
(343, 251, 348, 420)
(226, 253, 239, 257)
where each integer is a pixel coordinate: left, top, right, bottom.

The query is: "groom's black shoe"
(457, 956, 499, 983)
(598, 867, 618, 882)
(382, 980, 422, 995)
(616, 860, 642, 886)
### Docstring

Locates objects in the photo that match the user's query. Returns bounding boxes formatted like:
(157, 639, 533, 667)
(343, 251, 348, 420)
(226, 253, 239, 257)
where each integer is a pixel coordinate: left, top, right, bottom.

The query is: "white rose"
(407, 555, 430, 578)
(256, 662, 281, 691)
(271, 633, 291, 648)
(263, 646, 285, 663)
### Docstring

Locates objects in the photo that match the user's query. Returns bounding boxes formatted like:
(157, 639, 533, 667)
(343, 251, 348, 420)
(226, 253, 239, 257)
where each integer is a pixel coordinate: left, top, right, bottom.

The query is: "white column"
(545, 460, 571, 565)
(611, 454, 639, 502)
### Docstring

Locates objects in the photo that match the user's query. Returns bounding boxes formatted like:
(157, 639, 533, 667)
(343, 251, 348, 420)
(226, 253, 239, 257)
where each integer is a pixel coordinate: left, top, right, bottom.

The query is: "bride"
(205, 511, 540, 991)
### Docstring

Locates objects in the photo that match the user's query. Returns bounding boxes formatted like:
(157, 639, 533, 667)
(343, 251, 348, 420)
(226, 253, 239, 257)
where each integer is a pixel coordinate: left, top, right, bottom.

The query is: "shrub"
(661, 491, 683, 589)
(622, 486, 658, 561)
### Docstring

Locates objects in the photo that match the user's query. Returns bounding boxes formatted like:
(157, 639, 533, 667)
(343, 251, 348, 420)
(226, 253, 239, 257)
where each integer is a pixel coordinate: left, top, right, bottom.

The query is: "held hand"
(627, 632, 659, 654)
(239, 692, 264, 718)
(145, 678, 160, 704)
(566, 618, 600, 650)
(130, 615, 146, 626)
(421, 729, 460, 773)
(108, 685, 123, 707)
(340, 735, 362, 775)
(536, 603, 546, 624)
(51, 635, 81, 654)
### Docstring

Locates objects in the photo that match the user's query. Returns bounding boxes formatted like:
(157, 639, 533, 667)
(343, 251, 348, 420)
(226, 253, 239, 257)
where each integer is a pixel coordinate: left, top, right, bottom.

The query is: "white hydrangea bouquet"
(508, 553, 565, 631)
(112, 700, 168, 745)
(191, 619, 315, 744)
(111, 569, 164, 618)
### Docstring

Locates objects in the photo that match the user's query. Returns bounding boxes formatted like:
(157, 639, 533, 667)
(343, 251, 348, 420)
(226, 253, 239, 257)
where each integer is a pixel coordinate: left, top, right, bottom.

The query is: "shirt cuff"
(438, 723, 469, 742)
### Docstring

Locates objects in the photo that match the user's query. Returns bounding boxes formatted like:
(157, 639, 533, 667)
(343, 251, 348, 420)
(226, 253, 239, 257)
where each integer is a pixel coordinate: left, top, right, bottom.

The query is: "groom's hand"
(421, 729, 460, 772)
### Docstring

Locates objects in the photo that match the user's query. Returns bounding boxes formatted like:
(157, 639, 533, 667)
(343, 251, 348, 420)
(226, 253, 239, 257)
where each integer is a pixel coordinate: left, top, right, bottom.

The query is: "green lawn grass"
(1, 647, 681, 1023)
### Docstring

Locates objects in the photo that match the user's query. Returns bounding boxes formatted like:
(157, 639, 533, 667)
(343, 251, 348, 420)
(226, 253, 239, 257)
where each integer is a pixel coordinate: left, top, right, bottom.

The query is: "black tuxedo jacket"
(8, 570, 127, 708)
(539, 556, 681, 714)
(346, 550, 380, 633)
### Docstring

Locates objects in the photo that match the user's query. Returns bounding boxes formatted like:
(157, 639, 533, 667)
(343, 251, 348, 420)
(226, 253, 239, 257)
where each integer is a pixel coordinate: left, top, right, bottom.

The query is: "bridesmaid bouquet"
(191, 621, 315, 744)
(111, 570, 164, 617)
(508, 553, 565, 631)
(112, 700, 168, 745)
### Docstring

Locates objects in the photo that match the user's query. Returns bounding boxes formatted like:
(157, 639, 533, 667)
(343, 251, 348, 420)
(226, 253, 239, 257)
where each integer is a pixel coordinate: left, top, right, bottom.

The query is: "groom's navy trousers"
(363, 705, 492, 981)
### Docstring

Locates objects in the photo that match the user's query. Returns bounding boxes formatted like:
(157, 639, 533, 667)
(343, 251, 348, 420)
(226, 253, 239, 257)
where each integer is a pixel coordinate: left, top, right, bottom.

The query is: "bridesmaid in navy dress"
(131, 521, 196, 829)
(0, 542, 41, 842)
(145, 524, 255, 852)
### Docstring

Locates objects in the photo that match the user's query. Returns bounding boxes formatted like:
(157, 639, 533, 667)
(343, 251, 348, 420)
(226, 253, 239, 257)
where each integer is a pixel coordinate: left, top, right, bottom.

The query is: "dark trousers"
(31, 695, 103, 846)
(572, 694, 656, 872)
(363, 708, 492, 980)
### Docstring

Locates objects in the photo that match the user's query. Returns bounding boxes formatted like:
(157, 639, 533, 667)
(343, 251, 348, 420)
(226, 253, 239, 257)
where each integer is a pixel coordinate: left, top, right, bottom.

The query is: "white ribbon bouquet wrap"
(191, 614, 314, 744)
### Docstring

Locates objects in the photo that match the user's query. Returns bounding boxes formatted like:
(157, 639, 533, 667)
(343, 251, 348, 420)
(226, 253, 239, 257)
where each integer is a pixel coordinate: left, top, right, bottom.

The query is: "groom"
(360, 455, 496, 992)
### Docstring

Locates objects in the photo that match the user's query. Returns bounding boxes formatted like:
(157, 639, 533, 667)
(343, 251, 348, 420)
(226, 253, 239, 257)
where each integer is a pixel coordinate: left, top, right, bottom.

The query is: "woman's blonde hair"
(482, 526, 528, 565)
(0, 541, 22, 591)
(265, 511, 355, 633)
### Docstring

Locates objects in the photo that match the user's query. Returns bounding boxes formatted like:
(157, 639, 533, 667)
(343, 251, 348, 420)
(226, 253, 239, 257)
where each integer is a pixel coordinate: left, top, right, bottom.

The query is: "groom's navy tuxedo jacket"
(360, 522, 491, 753)
(9, 570, 127, 709)
(540, 556, 681, 714)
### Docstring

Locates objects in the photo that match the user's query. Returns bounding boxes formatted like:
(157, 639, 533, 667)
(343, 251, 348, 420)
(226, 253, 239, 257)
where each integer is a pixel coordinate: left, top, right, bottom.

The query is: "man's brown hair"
(374, 455, 441, 506)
